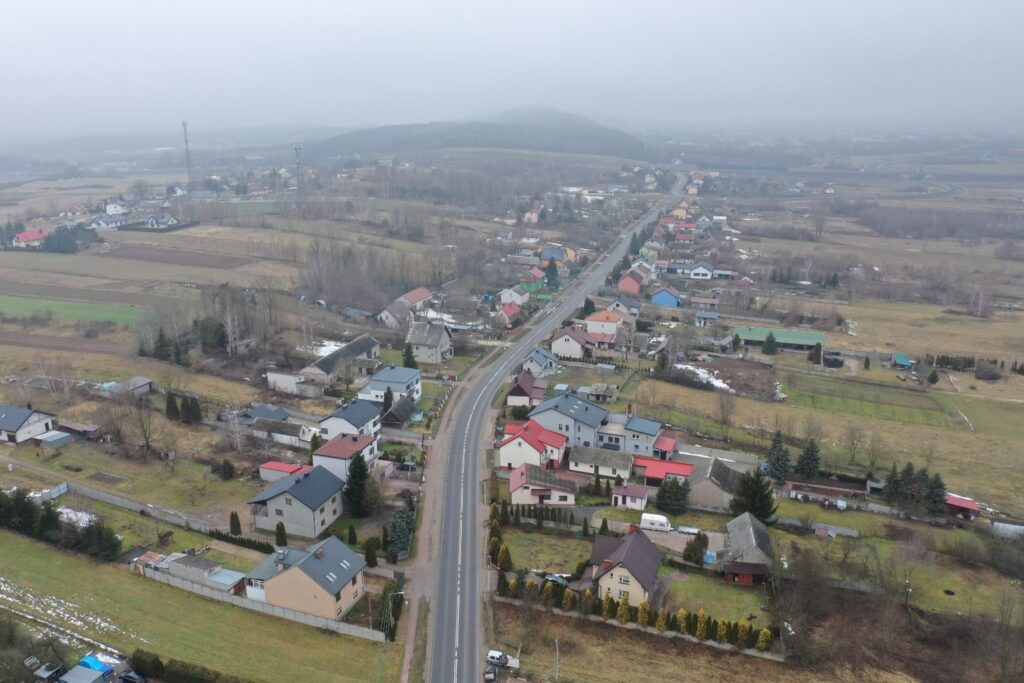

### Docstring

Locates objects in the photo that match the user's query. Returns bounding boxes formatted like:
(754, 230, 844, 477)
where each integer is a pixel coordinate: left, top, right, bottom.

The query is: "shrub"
(756, 628, 773, 651)
(655, 608, 668, 632)
(695, 609, 709, 640)
(675, 608, 688, 633)
(637, 600, 650, 628)
(616, 593, 631, 624)
(716, 620, 728, 643)
(218, 459, 236, 481)
(975, 362, 1002, 381)
(738, 620, 751, 648)
(130, 649, 164, 678)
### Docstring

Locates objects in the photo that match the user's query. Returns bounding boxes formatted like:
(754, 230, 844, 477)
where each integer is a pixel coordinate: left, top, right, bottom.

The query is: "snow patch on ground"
(0, 576, 134, 642)
(672, 363, 735, 392)
(297, 339, 345, 357)
(57, 507, 98, 529)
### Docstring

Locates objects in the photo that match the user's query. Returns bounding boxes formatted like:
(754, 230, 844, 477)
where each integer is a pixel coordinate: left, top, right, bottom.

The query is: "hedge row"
(131, 649, 258, 683)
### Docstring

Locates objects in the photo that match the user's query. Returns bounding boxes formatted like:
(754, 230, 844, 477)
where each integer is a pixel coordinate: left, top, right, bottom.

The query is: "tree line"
(0, 489, 122, 561)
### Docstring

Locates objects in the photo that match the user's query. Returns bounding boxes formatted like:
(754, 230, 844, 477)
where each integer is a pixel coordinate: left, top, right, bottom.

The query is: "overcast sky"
(3, 0, 1023, 139)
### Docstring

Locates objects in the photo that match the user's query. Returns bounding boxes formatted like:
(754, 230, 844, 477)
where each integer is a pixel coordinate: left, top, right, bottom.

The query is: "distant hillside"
(309, 109, 646, 160)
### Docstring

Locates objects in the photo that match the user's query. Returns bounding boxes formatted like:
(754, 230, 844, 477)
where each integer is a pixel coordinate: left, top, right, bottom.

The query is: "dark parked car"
(119, 672, 147, 683)
(397, 461, 418, 472)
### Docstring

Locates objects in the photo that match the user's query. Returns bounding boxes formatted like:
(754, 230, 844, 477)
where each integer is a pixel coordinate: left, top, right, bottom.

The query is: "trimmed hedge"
(208, 528, 274, 554)
(130, 649, 258, 683)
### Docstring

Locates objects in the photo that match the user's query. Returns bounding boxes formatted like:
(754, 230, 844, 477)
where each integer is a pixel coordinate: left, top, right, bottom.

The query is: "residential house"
(891, 352, 915, 370)
(0, 405, 56, 444)
(687, 457, 747, 512)
(406, 322, 452, 365)
(509, 464, 578, 507)
(567, 446, 633, 480)
(158, 553, 245, 593)
(58, 665, 109, 683)
(248, 466, 344, 538)
(498, 419, 567, 469)
(244, 536, 366, 620)
(357, 366, 422, 403)
(630, 260, 656, 285)
(266, 371, 323, 398)
(578, 382, 618, 403)
(318, 399, 381, 441)
(382, 396, 419, 428)
(639, 240, 662, 260)
(398, 287, 433, 311)
(695, 311, 718, 328)
(238, 403, 289, 426)
(624, 416, 662, 456)
(495, 302, 522, 328)
(550, 326, 595, 360)
(631, 456, 693, 486)
(539, 245, 574, 266)
(12, 229, 51, 248)
(650, 286, 683, 308)
(507, 369, 548, 408)
(584, 310, 630, 337)
(735, 326, 824, 352)
(578, 529, 662, 605)
(301, 334, 381, 384)
(713, 269, 736, 280)
(722, 512, 773, 584)
(528, 392, 609, 448)
(258, 461, 313, 482)
(522, 347, 560, 377)
(378, 300, 414, 329)
(498, 285, 530, 306)
(696, 216, 712, 230)
(518, 267, 547, 292)
(105, 202, 128, 215)
(612, 483, 655, 511)
(606, 297, 640, 317)
(90, 214, 125, 230)
(249, 418, 317, 448)
(617, 271, 643, 296)
(313, 434, 380, 481)
(686, 262, 714, 280)
(147, 214, 179, 229)
(690, 296, 719, 311)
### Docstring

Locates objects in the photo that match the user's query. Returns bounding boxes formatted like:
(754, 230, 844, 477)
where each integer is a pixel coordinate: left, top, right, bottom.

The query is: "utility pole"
(555, 635, 560, 680)
(181, 120, 194, 192)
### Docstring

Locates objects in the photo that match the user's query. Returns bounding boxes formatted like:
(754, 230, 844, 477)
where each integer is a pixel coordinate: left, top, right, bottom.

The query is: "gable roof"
(15, 228, 51, 242)
(406, 322, 451, 347)
(509, 369, 547, 401)
(691, 261, 714, 271)
(632, 456, 694, 481)
(400, 287, 432, 305)
(249, 465, 344, 509)
(248, 536, 365, 595)
(734, 326, 824, 347)
(608, 296, 640, 310)
(324, 399, 380, 428)
(619, 271, 642, 286)
(550, 325, 596, 348)
(625, 416, 662, 436)
(383, 395, 418, 424)
(0, 405, 50, 432)
(569, 445, 633, 470)
(529, 391, 608, 428)
(500, 302, 521, 319)
(510, 463, 579, 494)
(372, 365, 421, 385)
(726, 512, 773, 565)
(526, 347, 559, 365)
(259, 461, 313, 475)
(705, 458, 744, 494)
(612, 483, 655, 499)
(313, 335, 380, 374)
(242, 404, 289, 422)
(501, 419, 567, 453)
(314, 434, 375, 460)
(250, 418, 304, 437)
(589, 530, 662, 593)
(586, 310, 624, 324)
(382, 300, 413, 323)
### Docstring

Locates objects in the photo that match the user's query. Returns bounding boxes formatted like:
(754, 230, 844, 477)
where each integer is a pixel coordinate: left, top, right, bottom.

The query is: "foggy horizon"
(3, 0, 1024, 142)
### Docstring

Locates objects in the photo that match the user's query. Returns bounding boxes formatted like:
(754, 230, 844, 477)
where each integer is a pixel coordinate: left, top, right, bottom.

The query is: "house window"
(285, 497, 292, 506)
(332, 495, 337, 503)
(619, 575, 630, 585)
(332, 508, 337, 516)
(611, 469, 617, 475)
(619, 590, 628, 599)
(248, 579, 264, 589)
(321, 519, 326, 527)
(275, 509, 283, 517)
(320, 506, 325, 514)
(558, 495, 568, 502)
(351, 576, 357, 586)
(583, 441, 590, 447)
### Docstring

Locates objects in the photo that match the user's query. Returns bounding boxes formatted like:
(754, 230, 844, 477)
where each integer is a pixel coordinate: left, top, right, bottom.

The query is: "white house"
(549, 326, 595, 360)
(687, 262, 714, 280)
(357, 366, 422, 403)
(249, 419, 317, 448)
(105, 202, 129, 215)
(612, 483, 654, 511)
(312, 434, 380, 481)
(567, 445, 634, 480)
(509, 464, 578, 507)
(584, 310, 627, 337)
(90, 215, 125, 230)
(522, 347, 560, 378)
(528, 392, 609, 448)
(318, 399, 381, 441)
(498, 419, 567, 469)
(248, 466, 344, 538)
(405, 322, 452, 365)
(499, 285, 530, 306)
(0, 406, 57, 444)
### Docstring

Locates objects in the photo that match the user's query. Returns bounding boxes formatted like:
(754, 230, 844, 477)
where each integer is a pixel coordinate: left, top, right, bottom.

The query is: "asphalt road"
(429, 198, 674, 683)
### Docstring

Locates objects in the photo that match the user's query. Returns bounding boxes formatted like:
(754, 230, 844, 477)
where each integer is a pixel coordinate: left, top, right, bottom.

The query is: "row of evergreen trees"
(139, 317, 229, 362)
(495, 577, 773, 651)
(881, 462, 947, 516)
(166, 393, 203, 424)
(765, 430, 821, 482)
(770, 268, 840, 288)
(0, 488, 122, 561)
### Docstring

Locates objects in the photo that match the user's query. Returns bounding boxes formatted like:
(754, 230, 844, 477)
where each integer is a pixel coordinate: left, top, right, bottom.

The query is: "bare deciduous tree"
(842, 424, 864, 464)
(716, 391, 736, 441)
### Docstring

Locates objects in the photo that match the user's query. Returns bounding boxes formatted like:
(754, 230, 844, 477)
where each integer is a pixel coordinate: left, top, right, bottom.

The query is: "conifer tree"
(344, 454, 370, 517)
(402, 343, 418, 369)
(165, 393, 179, 420)
(616, 593, 631, 624)
(756, 628, 773, 651)
(229, 511, 241, 535)
(656, 608, 669, 632)
(561, 588, 575, 611)
(497, 543, 512, 572)
(766, 430, 790, 482)
(601, 592, 613, 620)
(637, 600, 651, 628)
(762, 332, 778, 355)
(275, 522, 287, 547)
(794, 438, 820, 480)
(729, 469, 778, 524)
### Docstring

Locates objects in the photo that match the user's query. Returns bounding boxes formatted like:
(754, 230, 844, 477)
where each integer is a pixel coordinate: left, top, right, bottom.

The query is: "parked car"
(483, 665, 498, 682)
(119, 673, 147, 683)
(543, 574, 568, 587)
(486, 650, 520, 669)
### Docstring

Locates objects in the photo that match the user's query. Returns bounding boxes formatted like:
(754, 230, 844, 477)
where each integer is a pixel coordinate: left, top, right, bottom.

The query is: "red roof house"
(617, 271, 643, 295)
(258, 461, 314, 482)
(13, 229, 51, 246)
(498, 419, 568, 469)
(631, 456, 694, 485)
(398, 287, 432, 309)
(312, 434, 379, 480)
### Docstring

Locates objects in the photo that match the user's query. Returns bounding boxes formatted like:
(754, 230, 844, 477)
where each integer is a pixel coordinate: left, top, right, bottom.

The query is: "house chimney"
(601, 560, 612, 571)
(314, 549, 325, 559)
(351, 435, 357, 442)
(627, 403, 633, 417)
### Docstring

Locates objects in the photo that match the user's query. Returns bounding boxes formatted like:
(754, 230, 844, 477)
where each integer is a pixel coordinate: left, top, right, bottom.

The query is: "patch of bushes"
(0, 488, 121, 561)
(130, 649, 257, 683)
(207, 528, 274, 554)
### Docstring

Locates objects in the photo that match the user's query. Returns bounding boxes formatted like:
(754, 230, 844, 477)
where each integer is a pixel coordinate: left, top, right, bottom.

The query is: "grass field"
(0, 293, 144, 324)
(595, 507, 730, 534)
(0, 531, 398, 682)
(502, 528, 592, 574)
(657, 566, 767, 623)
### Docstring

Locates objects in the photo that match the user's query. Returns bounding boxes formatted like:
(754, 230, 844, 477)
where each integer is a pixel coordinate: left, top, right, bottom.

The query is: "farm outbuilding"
(57, 419, 102, 440)
(945, 492, 979, 520)
(34, 430, 72, 450)
(891, 352, 915, 370)
(735, 326, 824, 352)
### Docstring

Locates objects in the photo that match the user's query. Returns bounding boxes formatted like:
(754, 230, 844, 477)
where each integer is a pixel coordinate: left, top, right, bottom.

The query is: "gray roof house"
(567, 445, 634, 479)
(301, 334, 381, 384)
(723, 512, 773, 580)
(239, 403, 289, 425)
(624, 416, 662, 457)
(378, 300, 414, 329)
(357, 366, 422, 404)
(522, 347, 560, 378)
(318, 399, 381, 441)
(0, 405, 56, 444)
(406, 322, 453, 365)
(578, 529, 662, 603)
(249, 466, 344, 538)
(528, 392, 609, 448)
(244, 536, 367, 620)
(688, 456, 748, 512)
(382, 395, 419, 428)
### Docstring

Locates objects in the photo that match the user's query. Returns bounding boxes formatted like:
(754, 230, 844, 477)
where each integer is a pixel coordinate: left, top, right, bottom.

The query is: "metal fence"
(141, 568, 385, 642)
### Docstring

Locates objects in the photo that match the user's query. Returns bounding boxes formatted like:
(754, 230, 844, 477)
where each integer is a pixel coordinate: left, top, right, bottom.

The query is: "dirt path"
(0, 330, 133, 355)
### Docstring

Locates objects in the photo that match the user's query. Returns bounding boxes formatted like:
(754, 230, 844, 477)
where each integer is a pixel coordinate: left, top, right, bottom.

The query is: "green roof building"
(735, 326, 825, 351)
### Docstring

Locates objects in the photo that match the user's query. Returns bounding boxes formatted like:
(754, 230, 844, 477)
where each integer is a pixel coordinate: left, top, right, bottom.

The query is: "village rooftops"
(313, 334, 380, 374)
(632, 456, 694, 481)
(510, 463, 579, 494)
(372, 365, 421, 384)
(0, 405, 54, 432)
(323, 399, 380, 428)
(501, 419, 567, 453)
(400, 287, 432, 306)
(246, 536, 365, 595)
(569, 445, 633, 470)
(529, 392, 608, 428)
(625, 416, 662, 436)
(249, 465, 344, 508)
(725, 512, 773, 566)
(314, 434, 375, 460)
(406, 322, 450, 346)
(734, 326, 824, 347)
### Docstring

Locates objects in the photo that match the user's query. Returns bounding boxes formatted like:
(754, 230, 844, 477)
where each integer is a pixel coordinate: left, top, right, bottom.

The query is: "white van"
(640, 513, 672, 532)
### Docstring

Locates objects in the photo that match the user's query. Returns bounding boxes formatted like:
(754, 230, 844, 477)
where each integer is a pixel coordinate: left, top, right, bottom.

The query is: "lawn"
(502, 528, 592, 574)
(0, 292, 144, 324)
(595, 507, 731, 533)
(658, 566, 768, 623)
(0, 532, 398, 682)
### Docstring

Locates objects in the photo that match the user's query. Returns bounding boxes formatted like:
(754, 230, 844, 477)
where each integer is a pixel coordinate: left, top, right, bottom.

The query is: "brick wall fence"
(65, 482, 211, 534)
(141, 568, 385, 642)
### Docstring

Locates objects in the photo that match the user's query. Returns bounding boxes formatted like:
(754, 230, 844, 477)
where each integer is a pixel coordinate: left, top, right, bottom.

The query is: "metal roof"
(529, 392, 608, 428)
(735, 326, 824, 346)
(625, 416, 662, 436)
(589, 530, 662, 593)
(372, 366, 421, 384)
(247, 537, 365, 595)
(324, 399, 380, 428)
(249, 465, 344, 509)
(0, 405, 48, 432)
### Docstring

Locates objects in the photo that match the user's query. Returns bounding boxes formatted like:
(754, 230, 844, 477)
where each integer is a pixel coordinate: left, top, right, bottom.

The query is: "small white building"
(106, 202, 129, 215)
(509, 464, 577, 507)
(0, 406, 57, 444)
(497, 420, 567, 470)
(318, 400, 381, 441)
(567, 446, 634, 480)
(612, 484, 654, 511)
(499, 285, 530, 306)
